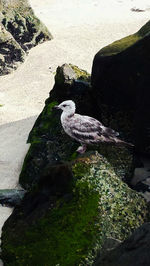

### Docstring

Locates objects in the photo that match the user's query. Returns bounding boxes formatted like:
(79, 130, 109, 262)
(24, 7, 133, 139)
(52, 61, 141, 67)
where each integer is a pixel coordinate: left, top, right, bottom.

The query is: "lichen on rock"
(1, 152, 149, 266)
(1, 0, 52, 50)
(0, 22, 25, 74)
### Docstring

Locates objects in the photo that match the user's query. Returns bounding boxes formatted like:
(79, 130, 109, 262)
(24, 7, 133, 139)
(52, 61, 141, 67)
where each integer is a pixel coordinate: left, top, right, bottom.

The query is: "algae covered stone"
(19, 64, 133, 189)
(19, 64, 93, 188)
(92, 20, 150, 154)
(1, 152, 149, 266)
(98, 20, 150, 56)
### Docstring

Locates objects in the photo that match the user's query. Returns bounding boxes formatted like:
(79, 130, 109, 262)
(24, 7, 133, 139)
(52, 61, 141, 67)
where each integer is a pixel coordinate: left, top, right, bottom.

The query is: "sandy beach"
(0, 0, 150, 264)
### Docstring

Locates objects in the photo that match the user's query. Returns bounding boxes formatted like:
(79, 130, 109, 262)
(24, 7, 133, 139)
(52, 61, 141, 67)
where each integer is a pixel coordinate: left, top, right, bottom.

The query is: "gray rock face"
(0, 189, 26, 206)
(0, 0, 52, 75)
(91, 21, 150, 155)
(94, 223, 150, 266)
(0, 23, 25, 74)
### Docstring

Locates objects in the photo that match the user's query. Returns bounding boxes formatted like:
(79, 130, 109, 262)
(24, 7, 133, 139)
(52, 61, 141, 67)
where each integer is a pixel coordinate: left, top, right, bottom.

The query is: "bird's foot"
(76, 144, 87, 154)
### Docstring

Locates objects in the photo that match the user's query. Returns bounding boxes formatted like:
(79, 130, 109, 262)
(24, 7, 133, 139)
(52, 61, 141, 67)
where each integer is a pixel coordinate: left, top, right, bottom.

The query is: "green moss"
(99, 20, 150, 56)
(19, 100, 59, 187)
(28, 101, 58, 143)
(72, 153, 148, 241)
(3, 153, 148, 265)
(69, 64, 91, 82)
(7, 195, 99, 266)
(99, 34, 140, 56)
(19, 100, 79, 188)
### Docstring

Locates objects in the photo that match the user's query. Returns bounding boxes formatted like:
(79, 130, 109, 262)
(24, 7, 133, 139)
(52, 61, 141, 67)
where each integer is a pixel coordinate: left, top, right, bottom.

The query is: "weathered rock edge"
(91, 20, 150, 154)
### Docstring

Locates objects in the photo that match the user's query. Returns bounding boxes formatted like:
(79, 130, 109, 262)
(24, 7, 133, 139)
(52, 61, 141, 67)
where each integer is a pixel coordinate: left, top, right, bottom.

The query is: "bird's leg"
(76, 144, 87, 154)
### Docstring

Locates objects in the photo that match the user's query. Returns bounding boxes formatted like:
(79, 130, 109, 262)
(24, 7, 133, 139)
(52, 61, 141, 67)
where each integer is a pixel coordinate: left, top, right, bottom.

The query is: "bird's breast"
(61, 117, 72, 135)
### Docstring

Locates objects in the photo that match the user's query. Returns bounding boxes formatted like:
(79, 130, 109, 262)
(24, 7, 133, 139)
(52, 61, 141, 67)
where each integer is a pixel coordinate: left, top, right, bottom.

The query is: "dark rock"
(133, 177, 150, 202)
(131, 155, 150, 201)
(91, 20, 150, 155)
(1, 0, 52, 50)
(0, 0, 52, 75)
(131, 8, 145, 12)
(101, 237, 121, 251)
(0, 189, 26, 206)
(1, 64, 149, 265)
(50, 63, 92, 114)
(0, 23, 25, 74)
(1, 152, 148, 265)
(94, 223, 150, 266)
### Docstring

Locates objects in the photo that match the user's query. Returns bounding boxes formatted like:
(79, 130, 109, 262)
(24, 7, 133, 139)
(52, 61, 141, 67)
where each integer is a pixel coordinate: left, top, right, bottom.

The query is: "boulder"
(0, 23, 25, 74)
(91, 20, 150, 155)
(0, 0, 52, 74)
(94, 223, 150, 266)
(1, 151, 149, 265)
(1, 64, 149, 265)
(0, 0, 52, 50)
(0, 189, 26, 206)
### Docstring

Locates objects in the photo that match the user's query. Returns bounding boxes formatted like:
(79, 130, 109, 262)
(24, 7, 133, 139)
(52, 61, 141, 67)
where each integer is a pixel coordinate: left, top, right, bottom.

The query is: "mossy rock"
(99, 20, 150, 56)
(1, 0, 52, 50)
(19, 98, 134, 189)
(69, 63, 91, 82)
(1, 152, 149, 266)
(19, 64, 94, 188)
(0, 0, 52, 75)
(19, 64, 133, 189)
(92, 20, 150, 154)
(0, 23, 25, 74)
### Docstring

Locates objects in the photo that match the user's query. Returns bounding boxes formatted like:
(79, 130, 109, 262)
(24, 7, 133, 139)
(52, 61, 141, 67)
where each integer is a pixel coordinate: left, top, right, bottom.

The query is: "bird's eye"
(63, 104, 67, 107)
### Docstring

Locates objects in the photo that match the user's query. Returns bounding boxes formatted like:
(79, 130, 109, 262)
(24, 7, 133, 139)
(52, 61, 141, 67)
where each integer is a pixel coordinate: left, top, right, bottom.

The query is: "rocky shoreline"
(0, 0, 150, 265)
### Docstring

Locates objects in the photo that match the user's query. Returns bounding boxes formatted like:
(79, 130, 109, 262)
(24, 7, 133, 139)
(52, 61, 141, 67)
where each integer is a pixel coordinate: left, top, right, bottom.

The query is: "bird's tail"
(114, 138, 134, 147)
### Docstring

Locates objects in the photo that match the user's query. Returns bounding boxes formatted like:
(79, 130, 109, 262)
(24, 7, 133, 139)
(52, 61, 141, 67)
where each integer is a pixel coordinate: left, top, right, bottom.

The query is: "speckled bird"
(54, 100, 133, 154)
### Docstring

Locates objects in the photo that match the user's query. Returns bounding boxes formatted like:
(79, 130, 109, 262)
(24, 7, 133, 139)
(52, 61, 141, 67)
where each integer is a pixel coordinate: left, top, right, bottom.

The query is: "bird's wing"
(71, 115, 103, 133)
(71, 115, 119, 136)
(70, 114, 119, 143)
(68, 115, 101, 143)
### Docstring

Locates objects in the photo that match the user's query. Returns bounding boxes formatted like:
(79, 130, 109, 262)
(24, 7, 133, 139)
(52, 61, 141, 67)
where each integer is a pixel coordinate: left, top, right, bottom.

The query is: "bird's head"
(54, 100, 76, 116)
